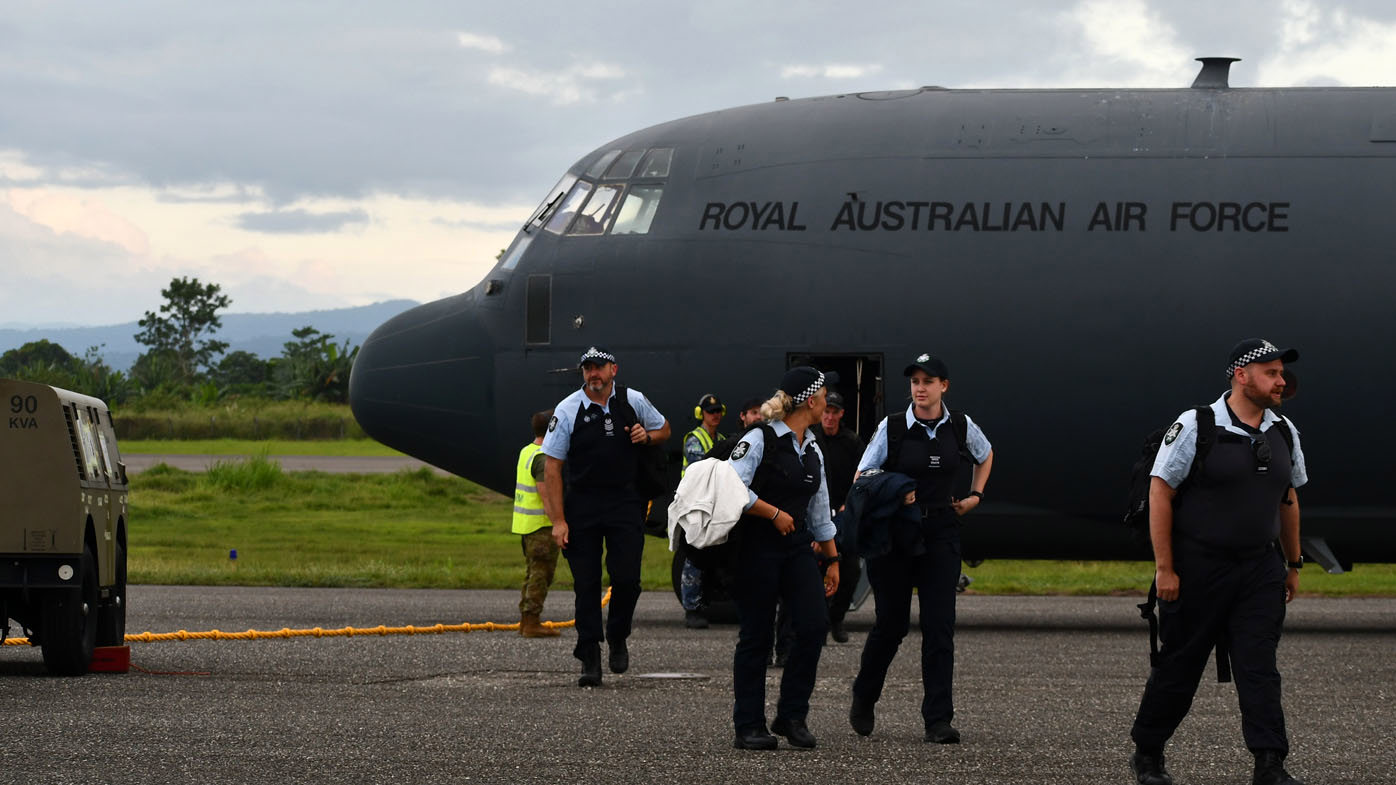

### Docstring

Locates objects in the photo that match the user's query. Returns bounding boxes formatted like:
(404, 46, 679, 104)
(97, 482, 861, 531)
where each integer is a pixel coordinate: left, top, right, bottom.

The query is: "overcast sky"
(2, 0, 1393, 326)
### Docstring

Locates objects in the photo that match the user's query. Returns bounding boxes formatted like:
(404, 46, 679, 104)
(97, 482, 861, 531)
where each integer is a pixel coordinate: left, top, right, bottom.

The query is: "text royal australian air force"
(698, 199, 1291, 233)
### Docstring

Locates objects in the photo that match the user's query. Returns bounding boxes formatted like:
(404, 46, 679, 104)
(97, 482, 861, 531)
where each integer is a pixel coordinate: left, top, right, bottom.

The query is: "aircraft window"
(610, 186, 663, 235)
(567, 184, 624, 235)
(585, 150, 622, 179)
(636, 148, 673, 178)
(525, 174, 577, 233)
(499, 234, 533, 271)
(603, 150, 644, 180)
(543, 180, 593, 234)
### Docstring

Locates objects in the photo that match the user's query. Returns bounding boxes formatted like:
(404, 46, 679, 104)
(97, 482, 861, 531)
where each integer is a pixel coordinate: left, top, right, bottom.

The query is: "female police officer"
(726, 366, 841, 750)
(849, 353, 993, 744)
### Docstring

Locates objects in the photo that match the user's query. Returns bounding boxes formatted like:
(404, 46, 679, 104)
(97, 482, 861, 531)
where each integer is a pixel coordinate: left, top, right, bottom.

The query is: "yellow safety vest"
(512, 442, 548, 534)
(681, 427, 723, 476)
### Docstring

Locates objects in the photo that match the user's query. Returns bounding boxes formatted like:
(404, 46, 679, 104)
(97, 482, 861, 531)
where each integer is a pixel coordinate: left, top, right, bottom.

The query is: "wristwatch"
(1287, 556, 1304, 570)
(968, 490, 984, 501)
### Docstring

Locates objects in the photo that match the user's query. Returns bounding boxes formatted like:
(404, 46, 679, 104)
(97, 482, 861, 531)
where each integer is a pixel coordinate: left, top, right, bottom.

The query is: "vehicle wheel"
(96, 538, 127, 646)
(40, 544, 99, 676)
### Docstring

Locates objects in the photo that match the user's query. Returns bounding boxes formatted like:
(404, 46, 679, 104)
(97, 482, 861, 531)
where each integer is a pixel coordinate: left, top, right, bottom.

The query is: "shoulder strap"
(882, 414, 906, 471)
(1271, 415, 1295, 454)
(1181, 405, 1215, 491)
(949, 409, 974, 464)
(610, 383, 638, 427)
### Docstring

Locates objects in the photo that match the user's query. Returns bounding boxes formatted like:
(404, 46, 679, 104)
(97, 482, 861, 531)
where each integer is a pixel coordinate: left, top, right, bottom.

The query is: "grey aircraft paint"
(350, 60, 1396, 570)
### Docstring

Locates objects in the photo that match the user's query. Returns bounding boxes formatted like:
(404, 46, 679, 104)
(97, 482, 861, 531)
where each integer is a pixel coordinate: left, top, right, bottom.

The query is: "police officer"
(815, 390, 865, 642)
(849, 353, 993, 744)
(1129, 339, 1307, 785)
(540, 347, 670, 687)
(679, 393, 727, 629)
(727, 366, 840, 751)
(514, 409, 560, 638)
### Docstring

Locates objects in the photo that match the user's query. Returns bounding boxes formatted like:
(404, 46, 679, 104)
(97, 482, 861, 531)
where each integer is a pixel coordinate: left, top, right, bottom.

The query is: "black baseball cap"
(826, 391, 846, 410)
(577, 346, 617, 368)
(1225, 339, 1298, 379)
(698, 394, 724, 413)
(904, 353, 950, 380)
(739, 397, 764, 412)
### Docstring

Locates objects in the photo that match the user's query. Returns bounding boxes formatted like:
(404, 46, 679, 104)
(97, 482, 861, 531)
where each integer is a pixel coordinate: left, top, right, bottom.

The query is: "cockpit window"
(610, 186, 663, 235)
(603, 150, 644, 180)
(585, 150, 621, 179)
(525, 174, 577, 233)
(567, 184, 624, 235)
(543, 180, 593, 234)
(636, 148, 673, 178)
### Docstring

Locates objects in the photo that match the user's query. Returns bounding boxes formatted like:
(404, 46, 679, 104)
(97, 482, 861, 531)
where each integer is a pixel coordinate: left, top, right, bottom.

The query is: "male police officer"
(679, 394, 727, 629)
(816, 390, 865, 642)
(541, 347, 670, 687)
(1130, 339, 1308, 785)
(514, 409, 560, 638)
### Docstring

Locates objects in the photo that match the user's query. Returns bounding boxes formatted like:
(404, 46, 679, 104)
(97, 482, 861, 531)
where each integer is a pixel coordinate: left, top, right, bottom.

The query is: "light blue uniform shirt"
(726, 420, 836, 543)
(857, 404, 993, 473)
(1152, 392, 1307, 489)
(540, 385, 666, 460)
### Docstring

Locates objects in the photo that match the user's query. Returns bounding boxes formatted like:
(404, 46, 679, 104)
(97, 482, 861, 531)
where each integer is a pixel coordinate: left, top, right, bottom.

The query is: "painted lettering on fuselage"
(696, 199, 1293, 233)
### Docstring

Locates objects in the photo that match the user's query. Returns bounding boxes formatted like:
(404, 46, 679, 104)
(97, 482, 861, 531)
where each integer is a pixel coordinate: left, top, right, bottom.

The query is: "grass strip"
(129, 459, 1396, 595)
(122, 439, 406, 457)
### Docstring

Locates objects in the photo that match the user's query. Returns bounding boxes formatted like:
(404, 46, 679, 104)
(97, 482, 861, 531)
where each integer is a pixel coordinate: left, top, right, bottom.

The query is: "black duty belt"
(1177, 537, 1275, 562)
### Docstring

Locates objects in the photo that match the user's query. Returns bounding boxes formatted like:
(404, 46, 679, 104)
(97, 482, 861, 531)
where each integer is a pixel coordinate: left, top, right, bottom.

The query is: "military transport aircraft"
(349, 58, 1396, 573)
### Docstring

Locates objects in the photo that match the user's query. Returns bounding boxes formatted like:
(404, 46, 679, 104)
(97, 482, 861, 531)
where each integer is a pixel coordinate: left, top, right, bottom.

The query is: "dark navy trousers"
(1131, 547, 1289, 754)
(562, 505, 645, 658)
(731, 530, 828, 732)
(853, 525, 961, 728)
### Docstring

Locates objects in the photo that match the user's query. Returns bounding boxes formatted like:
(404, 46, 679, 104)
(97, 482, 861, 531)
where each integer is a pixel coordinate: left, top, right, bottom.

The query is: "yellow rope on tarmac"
(3, 587, 610, 647)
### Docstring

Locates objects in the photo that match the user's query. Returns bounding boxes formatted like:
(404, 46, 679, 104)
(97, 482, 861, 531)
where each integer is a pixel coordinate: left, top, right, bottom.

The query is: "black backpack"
(609, 383, 670, 501)
(1122, 406, 1215, 538)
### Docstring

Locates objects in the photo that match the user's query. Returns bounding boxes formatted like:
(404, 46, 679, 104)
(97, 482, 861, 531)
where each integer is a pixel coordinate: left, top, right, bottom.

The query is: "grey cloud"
(236, 209, 370, 234)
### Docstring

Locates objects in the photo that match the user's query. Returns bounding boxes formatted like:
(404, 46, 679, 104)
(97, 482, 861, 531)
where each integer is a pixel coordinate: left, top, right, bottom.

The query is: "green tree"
(0, 339, 77, 376)
(133, 277, 232, 386)
(274, 326, 358, 402)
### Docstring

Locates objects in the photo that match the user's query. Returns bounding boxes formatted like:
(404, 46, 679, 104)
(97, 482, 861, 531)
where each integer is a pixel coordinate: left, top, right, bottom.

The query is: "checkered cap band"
(1225, 340, 1280, 379)
(578, 347, 616, 365)
(792, 371, 826, 405)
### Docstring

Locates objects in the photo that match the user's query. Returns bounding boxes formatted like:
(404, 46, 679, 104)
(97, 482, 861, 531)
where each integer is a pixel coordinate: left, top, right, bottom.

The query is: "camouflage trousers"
(519, 528, 560, 616)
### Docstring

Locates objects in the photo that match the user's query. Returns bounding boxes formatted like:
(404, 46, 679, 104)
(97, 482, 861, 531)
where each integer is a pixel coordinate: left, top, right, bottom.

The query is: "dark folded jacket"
(843, 471, 922, 560)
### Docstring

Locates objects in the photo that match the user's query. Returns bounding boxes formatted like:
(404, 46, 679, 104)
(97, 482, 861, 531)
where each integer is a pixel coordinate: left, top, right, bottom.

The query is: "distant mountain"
(0, 300, 420, 371)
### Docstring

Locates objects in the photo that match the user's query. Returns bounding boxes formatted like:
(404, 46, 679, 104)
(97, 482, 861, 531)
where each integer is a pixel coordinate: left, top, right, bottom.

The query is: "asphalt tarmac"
(2, 589, 1392, 785)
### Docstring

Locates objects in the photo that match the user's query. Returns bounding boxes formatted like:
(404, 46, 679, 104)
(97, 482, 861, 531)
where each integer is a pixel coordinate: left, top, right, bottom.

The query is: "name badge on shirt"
(928, 455, 941, 468)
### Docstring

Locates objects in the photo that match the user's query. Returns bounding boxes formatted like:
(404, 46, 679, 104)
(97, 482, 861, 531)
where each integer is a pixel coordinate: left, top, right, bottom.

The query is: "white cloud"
(781, 64, 884, 80)
(457, 31, 510, 54)
(1258, 2, 1396, 86)
(486, 62, 629, 105)
(1062, 0, 1191, 86)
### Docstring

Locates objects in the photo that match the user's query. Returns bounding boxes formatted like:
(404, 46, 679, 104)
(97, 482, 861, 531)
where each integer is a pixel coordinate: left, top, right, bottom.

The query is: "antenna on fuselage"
(1192, 57, 1240, 89)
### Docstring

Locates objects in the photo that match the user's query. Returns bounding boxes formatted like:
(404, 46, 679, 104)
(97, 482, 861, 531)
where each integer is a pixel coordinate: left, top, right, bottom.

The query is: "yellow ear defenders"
(694, 394, 727, 420)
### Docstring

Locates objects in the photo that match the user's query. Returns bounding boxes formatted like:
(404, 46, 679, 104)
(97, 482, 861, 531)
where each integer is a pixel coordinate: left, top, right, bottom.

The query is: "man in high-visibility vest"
(514, 409, 560, 638)
(679, 394, 726, 628)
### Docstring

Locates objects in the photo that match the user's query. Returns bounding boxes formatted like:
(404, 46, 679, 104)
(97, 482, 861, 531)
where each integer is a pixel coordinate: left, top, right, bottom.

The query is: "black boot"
(771, 717, 817, 749)
(1253, 750, 1303, 785)
(849, 695, 875, 737)
(1130, 749, 1173, 785)
(608, 637, 629, 674)
(732, 726, 778, 750)
(577, 644, 602, 687)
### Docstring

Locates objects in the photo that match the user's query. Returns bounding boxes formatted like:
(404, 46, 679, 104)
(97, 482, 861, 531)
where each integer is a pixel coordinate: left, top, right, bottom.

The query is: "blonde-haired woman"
(726, 366, 841, 750)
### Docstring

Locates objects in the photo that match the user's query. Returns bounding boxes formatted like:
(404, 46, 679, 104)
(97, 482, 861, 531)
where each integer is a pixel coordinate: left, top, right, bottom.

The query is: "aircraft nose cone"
(349, 294, 499, 486)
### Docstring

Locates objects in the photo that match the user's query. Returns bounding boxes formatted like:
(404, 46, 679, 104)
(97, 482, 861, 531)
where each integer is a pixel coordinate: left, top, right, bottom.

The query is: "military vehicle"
(350, 58, 1396, 575)
(0, 379, 128, 675)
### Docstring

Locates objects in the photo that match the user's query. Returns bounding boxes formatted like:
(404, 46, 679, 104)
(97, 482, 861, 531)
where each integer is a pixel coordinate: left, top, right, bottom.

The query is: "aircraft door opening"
(787, 353, 883, 440)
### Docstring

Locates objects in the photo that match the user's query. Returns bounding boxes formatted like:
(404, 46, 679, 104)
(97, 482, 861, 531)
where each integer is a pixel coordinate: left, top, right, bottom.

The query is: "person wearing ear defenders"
(678, 393, 727, 628)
